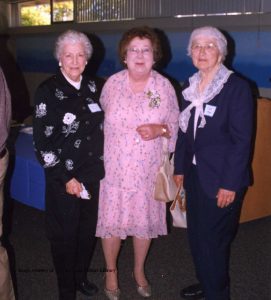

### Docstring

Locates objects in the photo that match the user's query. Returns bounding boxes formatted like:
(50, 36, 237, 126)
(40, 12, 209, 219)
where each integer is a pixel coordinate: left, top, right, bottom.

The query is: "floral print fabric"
(96, 70, 179, 239)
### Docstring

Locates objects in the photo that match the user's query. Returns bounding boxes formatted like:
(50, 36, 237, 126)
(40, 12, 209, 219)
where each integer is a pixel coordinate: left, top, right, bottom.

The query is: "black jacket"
(33, 70, 105, 186)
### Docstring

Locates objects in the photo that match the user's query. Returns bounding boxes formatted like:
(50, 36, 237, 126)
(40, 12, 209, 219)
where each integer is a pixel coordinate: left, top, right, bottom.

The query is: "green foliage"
(20, 1, 74, 26)
(53, 2, 74, 22)
(21, 5, 50, 26)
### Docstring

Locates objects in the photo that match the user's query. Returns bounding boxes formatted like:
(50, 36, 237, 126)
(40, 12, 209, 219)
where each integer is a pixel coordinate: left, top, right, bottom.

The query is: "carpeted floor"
(4, 200, 271, 300)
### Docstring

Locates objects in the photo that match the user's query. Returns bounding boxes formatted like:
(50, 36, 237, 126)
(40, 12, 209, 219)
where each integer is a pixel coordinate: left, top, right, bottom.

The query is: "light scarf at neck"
(179, 64, 233, 133)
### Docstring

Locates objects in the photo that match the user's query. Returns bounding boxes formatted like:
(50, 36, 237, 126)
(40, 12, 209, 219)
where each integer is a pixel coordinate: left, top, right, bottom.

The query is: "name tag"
(88, 103, 101, 113)
(204, 104, 216, 117)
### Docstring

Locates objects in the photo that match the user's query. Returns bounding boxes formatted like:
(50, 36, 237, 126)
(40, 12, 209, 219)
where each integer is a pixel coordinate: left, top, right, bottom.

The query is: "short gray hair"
(54, 30, 93, 61)
(187, 26, 227, 61)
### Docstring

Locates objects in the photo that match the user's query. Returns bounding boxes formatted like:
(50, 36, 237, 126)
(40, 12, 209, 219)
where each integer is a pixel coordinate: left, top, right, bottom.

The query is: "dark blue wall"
(16, 29, 271, 89)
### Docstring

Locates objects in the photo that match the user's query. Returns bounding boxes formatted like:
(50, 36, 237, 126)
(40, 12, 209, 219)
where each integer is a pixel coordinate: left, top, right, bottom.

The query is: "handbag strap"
(171, 186, 186, 211)
(162, 137, 175, 164)
(162, 137, 168, 154)
(159, 138, 168, 166)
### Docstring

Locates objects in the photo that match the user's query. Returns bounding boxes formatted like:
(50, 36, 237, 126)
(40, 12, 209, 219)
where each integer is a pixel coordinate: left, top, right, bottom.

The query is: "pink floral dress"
(96, 70, 179, 239)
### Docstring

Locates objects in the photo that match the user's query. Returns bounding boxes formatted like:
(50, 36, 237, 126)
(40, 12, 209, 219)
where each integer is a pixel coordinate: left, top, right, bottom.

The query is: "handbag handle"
(159, 138, 169, 167)
(161, 137, 174, 163)
(162, 137, 169, 154)
(171, 185, 186, 212)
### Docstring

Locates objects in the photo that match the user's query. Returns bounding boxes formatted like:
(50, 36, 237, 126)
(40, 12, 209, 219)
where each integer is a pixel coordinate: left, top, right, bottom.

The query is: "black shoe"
(180, 283, 204, 299)
(77, 280, 98, 297)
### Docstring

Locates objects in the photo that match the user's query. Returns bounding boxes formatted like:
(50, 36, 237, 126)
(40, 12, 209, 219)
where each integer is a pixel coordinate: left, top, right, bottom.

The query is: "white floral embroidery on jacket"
(35, 103, 47, 118)
(62, 113, 79, 137)
(65, 159, 74, 170)
(88, 80, 97, 93)
(74, 139, 81, 148)
(41, 151, 59, 168)
(55, 88, 68, 100)
(44, 126, 54, 137)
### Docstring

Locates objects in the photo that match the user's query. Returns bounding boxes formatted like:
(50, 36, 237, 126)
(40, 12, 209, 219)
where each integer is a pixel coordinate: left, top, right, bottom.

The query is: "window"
(16, 0, 74, 26)
(8, 0, 271, 28)
(19, 1, 50, 26)
(52, 0, 74, 23)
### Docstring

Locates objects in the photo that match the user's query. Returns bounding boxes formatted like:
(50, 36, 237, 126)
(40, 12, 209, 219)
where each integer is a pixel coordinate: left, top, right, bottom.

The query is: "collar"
(179, 64, 233, 133)
(60, 69, 82, 90)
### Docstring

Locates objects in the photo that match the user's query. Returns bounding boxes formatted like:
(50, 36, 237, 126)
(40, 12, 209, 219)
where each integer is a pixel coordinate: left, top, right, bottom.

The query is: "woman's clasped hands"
(136, 123, 170, 141)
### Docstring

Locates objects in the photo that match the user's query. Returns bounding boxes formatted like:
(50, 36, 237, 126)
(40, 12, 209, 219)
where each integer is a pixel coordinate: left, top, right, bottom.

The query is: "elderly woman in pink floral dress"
(96, 26, 179, 300)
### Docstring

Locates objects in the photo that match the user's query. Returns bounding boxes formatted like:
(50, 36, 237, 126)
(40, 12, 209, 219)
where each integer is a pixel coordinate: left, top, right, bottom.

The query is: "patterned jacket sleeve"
(33, 83, 72, 184)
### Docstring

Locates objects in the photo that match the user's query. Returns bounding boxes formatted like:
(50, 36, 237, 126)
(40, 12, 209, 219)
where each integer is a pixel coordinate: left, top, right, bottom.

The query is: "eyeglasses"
(191, 43, 217, 53)
(127, 47, 153, 56)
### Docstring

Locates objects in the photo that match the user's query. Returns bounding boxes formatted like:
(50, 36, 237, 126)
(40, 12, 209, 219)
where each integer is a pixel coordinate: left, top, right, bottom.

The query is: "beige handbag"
(170, 185, 187, 228)
(154, 139, 177, 202)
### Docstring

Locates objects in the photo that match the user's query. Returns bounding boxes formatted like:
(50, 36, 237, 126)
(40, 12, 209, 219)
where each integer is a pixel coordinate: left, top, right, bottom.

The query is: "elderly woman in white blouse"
(174, 26, 254, 300)
(33, 30, 104, 300)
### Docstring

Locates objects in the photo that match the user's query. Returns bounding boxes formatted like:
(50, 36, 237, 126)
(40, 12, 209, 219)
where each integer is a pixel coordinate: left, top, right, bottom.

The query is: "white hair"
(187, 26, 227, 61)
(54, 30, 93, 61)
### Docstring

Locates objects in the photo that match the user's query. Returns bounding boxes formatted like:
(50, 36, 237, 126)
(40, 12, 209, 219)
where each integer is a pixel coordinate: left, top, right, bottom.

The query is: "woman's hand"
(136, 124, 170, 141)
(66, 178, 82, 198)
(173, 175, 184, 188)
(216, 188, 236, 208)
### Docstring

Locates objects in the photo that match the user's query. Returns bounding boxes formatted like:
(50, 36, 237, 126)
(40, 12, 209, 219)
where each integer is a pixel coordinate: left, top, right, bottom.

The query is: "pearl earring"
(59, 62, 62, 67)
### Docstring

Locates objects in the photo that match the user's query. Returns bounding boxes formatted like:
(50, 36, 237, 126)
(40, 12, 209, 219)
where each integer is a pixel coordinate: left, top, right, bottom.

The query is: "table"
(10, 131, 45, 210)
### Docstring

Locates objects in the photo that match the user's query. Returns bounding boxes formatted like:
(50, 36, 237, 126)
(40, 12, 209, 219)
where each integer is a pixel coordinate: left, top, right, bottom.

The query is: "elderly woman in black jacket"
(33, 30, 104, 300)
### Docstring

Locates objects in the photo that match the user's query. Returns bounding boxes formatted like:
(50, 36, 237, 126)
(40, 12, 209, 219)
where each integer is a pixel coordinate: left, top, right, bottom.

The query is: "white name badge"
(204, 104, 216, 117)
(88, 103, 101, 113)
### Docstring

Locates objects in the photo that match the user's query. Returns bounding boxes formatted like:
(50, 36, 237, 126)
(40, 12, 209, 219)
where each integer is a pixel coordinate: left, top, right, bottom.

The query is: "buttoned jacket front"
(33, 70, 104, 186)
(174, 73, 254, 198)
